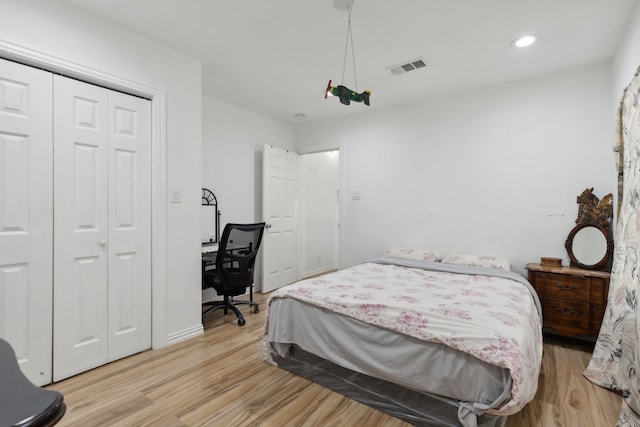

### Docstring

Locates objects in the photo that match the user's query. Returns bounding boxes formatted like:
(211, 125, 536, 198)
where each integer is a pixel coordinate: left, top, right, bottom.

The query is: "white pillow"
(385, 247, 441, 262)
(441, 254, 511, 271)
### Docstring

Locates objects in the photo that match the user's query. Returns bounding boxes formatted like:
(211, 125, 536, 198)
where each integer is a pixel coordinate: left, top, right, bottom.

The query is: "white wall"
(295, 62, 614, 275)
(613, 2, 640, 104)
(202, 95, 295, 289)
(1, 0, 203, 344)
(299, 151, 340, 278)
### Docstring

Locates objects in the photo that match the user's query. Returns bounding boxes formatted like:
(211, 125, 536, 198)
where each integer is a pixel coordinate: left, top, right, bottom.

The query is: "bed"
(262, 253, 543, 427)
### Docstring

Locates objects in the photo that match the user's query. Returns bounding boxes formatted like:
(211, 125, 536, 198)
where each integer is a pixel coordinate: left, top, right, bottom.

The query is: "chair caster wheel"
(254, 306, 260, 313)
(238, 318, 246, 326)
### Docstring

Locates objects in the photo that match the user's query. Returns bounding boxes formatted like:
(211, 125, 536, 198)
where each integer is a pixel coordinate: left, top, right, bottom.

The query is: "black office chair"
(202, 222, 265, 326)
(0, 338, 66, 427)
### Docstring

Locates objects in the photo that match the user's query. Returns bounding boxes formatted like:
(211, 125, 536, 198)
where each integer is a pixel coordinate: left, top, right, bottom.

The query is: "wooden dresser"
(526, 263, 610, 340)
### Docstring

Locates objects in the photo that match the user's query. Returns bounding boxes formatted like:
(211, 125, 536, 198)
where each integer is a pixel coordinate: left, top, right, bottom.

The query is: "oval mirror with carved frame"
(565, 188, 613, 271)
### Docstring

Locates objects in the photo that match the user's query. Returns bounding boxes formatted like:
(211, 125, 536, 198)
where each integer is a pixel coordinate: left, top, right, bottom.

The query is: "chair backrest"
(215, 222, 265, 292)
(0, 338, 66, 426)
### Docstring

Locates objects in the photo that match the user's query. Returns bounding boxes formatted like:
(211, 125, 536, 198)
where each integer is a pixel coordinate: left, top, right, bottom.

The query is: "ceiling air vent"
(387, 58, 427, 76)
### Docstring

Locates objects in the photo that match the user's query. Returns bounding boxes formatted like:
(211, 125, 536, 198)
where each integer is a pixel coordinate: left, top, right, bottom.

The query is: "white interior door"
(262, 144, 298, 293)
(106, 90, 151, 361)
(0, 58, 53, 386)
(53, 75, 109, 381)
(53, 76, 151, 381)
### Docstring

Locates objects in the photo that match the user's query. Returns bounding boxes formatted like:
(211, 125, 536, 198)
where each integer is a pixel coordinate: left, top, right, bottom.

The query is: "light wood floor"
(48, 292, 621, 426)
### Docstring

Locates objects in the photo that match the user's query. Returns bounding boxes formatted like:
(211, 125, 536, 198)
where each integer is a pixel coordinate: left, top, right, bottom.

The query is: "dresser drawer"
(543, 298, 589, 330)
(527, 263, 610, 340)
(537, 272, 590, 303)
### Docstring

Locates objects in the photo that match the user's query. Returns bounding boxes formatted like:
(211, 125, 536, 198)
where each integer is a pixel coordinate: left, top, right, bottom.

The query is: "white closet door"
(53, 76, 109, 381)
(106, 90, 151, 361)
(53, 76, 152, 381)
(0, 58, 53, 386)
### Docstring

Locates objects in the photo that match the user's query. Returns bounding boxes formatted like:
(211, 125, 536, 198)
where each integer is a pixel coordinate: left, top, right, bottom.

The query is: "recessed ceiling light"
(512, 34, 538, 48)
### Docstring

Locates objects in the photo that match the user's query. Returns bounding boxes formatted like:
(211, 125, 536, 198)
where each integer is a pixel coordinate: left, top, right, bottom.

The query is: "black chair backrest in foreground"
(0, 338, 66, 426)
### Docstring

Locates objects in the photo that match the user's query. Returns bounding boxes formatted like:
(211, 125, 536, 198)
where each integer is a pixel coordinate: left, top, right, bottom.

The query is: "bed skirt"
(269, 344, 507, 427)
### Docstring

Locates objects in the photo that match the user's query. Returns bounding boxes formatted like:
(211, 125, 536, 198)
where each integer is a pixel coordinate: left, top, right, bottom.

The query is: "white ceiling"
(62, 0, 638, 124)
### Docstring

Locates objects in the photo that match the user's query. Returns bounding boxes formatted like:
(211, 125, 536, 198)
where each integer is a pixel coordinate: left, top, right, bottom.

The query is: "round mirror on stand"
(565, 223, 613, 271)
(565, 188, 613, 271)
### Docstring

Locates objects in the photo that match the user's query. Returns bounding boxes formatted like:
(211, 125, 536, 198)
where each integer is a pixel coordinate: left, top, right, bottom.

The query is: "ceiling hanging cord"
(341, 4, 358, 92)
(324, 0, 371, 107)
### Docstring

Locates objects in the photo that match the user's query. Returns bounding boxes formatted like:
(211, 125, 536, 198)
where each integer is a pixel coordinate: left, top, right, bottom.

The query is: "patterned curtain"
(584, 65, 640, 426)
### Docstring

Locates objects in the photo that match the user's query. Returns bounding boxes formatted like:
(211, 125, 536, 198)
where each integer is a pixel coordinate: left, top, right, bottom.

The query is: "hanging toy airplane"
(324, 80, 371, 106)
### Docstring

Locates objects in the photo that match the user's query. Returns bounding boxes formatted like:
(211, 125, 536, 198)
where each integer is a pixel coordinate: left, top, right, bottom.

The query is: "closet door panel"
(0, 58, 53, 386)
(107, 91, 151, 361)
(53, 75, 109, 381)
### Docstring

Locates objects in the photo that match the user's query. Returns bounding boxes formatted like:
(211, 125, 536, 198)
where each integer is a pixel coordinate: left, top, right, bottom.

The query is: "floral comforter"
(266, 256, 543, 416)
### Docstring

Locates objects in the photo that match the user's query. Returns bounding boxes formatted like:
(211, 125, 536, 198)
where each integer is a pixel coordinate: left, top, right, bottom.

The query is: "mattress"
(263, 257, 543, 426)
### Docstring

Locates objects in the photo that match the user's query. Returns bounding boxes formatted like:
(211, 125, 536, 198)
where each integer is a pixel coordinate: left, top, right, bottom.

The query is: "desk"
(202, 243, 218, 254)
(202, 252, 217, 281)
(202, 244, 219, 274)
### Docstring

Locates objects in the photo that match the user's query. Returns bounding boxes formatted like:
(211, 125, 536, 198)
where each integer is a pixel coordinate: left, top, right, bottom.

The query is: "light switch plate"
(170, 187, 182, 203)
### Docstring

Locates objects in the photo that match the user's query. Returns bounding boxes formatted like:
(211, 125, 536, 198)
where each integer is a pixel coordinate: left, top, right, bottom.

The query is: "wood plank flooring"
(48, 292, 621, 426)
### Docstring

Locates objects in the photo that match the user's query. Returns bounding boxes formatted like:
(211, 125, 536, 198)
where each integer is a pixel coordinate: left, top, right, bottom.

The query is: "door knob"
(99, 240, 107, 247)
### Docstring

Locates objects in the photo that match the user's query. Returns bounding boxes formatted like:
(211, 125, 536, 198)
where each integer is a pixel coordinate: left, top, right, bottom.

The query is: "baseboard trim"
(166, 324, 204, 346)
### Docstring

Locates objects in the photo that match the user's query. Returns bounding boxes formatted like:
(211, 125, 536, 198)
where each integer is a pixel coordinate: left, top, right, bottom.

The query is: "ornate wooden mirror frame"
(564, 188, 613, 271)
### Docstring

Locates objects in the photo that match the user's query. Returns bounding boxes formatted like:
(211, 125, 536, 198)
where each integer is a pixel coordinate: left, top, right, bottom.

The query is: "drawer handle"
(556, 284, 578, 291)
(555, 307, 578, 315)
